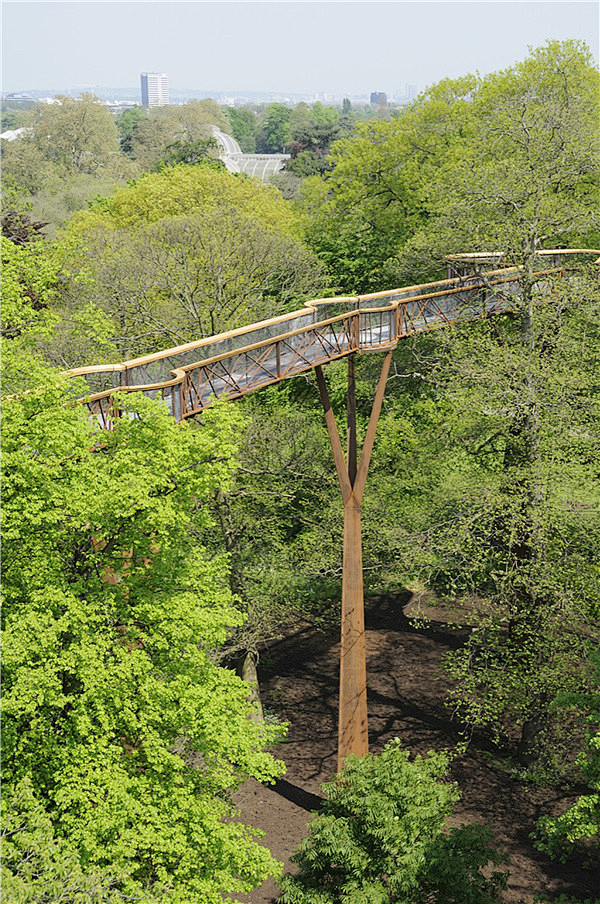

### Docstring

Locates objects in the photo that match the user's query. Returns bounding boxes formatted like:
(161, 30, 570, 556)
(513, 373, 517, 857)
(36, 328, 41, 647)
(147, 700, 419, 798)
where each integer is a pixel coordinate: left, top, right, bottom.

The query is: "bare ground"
(232, 593, 599, 903)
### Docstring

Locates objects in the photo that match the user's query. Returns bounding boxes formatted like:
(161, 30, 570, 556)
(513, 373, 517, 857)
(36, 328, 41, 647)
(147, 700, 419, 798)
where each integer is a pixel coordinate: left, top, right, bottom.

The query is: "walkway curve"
(66, 250, 599, 428)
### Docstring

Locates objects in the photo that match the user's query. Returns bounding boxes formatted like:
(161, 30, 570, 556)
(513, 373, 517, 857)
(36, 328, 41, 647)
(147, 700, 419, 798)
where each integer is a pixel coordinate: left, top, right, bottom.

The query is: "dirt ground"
(232, 593, 599, 904)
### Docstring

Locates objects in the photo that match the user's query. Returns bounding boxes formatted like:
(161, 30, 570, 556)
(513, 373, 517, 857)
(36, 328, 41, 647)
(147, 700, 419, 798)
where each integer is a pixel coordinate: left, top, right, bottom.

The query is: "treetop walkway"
(65, 247, 598, 771)
(67, 249, 597, 431)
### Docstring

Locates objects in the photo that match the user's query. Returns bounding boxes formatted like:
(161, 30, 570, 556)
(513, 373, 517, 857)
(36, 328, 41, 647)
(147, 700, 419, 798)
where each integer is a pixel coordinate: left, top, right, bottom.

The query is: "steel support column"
(315, 351, 392, 772)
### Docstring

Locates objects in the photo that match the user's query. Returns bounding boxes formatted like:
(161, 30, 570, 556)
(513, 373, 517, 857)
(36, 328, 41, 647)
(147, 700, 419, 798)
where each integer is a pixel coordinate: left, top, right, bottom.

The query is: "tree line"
(0, 93, 384, 234)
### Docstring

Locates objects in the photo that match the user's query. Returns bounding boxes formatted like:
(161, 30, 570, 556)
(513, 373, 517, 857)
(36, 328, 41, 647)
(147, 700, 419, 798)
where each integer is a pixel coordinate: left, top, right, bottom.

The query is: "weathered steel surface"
(317, 353, 392, 770)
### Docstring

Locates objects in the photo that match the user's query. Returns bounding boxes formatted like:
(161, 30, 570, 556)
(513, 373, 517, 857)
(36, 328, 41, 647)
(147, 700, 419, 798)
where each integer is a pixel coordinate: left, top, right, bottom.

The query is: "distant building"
(370, 91, 387, 107)
(140, 73, 169, 108)
(0, 127, 30, 141)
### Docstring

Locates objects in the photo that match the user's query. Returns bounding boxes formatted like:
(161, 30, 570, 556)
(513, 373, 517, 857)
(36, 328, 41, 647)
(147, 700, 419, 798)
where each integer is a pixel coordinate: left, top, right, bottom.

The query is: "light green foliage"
(1, 235, 61, 340)
(302, 40, 599, 291)
(1, 94, 135, 232)
(66, 206, 324, 355)
(69, 162, 303, 232)
(0, 105, 33, 132)
(2, 778, 129, 903)
(0, 135, 57, 194)
(1, 354, 285, 902)
(29, 173, 137, 240)
(278, 740, 507, 904)
(398, 40, 600, 278)
(300, 73, 478, 291)
(57, 166, 325, 360)
(308, 102, 339, 126)
(1, 232, 116, 376)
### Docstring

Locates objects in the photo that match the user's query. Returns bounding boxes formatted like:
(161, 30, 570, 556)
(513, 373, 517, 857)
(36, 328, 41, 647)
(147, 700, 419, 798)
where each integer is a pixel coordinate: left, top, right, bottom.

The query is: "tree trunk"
(518, 707, 549, 766)
(236, 650, 264, 721)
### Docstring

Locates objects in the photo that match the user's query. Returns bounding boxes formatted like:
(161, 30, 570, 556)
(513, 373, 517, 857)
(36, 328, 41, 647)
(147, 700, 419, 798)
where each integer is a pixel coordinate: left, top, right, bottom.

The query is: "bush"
(278, 740, 507, 904)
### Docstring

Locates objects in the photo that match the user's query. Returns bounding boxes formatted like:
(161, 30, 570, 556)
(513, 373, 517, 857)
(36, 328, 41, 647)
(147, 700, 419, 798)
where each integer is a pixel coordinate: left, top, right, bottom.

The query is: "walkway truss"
(68, 252, 592, 429)
(66, 249, 598, 770)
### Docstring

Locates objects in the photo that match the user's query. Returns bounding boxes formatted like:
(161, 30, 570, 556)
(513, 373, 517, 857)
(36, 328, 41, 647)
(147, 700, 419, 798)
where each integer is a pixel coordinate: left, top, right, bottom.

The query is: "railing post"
(352, 311, 361, 351)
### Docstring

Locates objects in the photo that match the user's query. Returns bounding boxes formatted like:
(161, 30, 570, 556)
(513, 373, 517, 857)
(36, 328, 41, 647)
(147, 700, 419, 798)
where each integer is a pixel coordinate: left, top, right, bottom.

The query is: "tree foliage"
(54, 165, 326, 362)
(301, 41, 599, 292)
(256, 103, 292, 153)
(226, 106, 258, 153)
(535, 658, 600, 859)
(1, 345, 286, 902)
(30, 94, 120, 175)
(116, 105, 148, 156)
(2, 778, 128, 904)
(128, 99, 228, 172)
(279, 740, 507, 904)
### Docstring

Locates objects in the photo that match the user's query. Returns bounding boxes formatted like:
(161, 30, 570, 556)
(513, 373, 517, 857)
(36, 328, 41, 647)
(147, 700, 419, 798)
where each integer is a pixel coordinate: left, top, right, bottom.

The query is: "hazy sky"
(2, 1, 599, 96)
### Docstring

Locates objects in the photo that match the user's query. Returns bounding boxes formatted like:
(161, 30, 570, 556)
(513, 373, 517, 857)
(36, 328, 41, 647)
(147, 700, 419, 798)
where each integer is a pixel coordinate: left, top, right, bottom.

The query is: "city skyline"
(2, 2, 598, 98)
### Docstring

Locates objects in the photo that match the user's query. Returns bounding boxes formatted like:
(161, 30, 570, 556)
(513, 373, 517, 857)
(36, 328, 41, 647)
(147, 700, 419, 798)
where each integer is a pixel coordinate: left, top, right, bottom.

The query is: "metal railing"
(65, 250, 598, 428)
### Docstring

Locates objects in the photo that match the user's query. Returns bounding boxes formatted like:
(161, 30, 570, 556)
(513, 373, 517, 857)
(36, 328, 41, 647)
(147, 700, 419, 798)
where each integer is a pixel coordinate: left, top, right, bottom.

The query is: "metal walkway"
(66, 250, 597, 429)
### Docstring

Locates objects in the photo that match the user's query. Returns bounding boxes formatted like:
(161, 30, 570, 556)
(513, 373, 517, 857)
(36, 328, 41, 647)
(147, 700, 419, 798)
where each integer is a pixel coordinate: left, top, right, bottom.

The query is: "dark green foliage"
(256, 103, 292, 153)
(116, 106, 148, 156)
(286, 149, 334, 178)
(1, 180, 48, 245)
(226, 106, 258, 153)
(278, 740, 507, 904)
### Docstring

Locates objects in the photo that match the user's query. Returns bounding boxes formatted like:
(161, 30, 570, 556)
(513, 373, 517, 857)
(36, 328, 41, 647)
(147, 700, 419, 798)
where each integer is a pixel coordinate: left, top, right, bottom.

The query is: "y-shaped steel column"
(315, 351, 392, 772)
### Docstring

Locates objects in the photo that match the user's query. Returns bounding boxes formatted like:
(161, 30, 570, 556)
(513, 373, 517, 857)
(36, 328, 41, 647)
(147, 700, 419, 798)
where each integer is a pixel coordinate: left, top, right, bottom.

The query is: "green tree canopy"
(301, 40, 599, 292)
(55, 165, 326, 362)
(1, 347, 285, 902)
(256, 103, 292, 153)
(30, 94, 120, 175)
(68, 162, 305, 232)
(128, 99, 229, 172)
(116, 105, 147, 156)
(226, 106, 258, 153)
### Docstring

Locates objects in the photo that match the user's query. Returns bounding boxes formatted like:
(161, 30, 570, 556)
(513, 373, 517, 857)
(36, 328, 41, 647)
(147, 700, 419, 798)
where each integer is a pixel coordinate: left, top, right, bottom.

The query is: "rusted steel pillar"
(339, 492, 368, 765)
(315, 350, 392, 772)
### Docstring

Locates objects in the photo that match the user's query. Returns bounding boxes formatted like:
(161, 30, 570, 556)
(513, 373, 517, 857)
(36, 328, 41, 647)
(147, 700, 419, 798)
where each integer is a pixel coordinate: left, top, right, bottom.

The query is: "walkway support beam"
(315, 351, 392, 772)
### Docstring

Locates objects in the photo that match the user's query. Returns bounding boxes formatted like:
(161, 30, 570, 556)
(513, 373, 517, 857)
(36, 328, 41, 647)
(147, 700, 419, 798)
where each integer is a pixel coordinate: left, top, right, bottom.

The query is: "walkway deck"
(66, 250, 597, 428)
